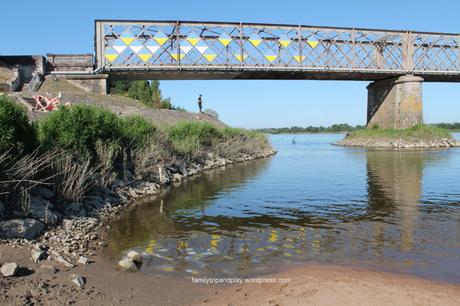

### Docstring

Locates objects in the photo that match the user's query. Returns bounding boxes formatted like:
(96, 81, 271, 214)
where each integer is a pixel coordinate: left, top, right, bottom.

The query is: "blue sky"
(1, 0, 459, 128)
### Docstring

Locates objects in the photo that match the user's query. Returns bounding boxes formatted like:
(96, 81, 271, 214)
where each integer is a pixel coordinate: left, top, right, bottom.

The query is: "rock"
(86, 196, 104, 210)
(55, 255, 74, 268)
(118, 258, 137, 271)
(0, 201, 4, 218)
(29, 196, 59, 225)
(158, 166, 170, 184)
(127, 250, 143, 263)
(0, 218, 45, 239)
(1, 262, 18, 277)
(77, 256, 89, 265)
(173, 173, 183, 182)
(70, 274, 85, 288)
(64, 202, 86, 217)
(39, 264, 57, 274)
(62, 219, 73, 231)
(31, 250, 47, 262)
(36, 187, 55, 200)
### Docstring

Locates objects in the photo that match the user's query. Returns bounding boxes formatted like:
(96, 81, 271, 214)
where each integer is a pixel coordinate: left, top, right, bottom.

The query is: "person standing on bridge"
(198, 94, 203, 113)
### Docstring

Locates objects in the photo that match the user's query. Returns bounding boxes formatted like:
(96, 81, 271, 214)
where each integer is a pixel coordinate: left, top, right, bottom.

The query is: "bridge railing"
(95, 20, 460, 75)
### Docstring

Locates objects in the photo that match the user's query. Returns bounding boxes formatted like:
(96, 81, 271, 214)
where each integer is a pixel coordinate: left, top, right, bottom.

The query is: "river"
(105, 133, 460, 284)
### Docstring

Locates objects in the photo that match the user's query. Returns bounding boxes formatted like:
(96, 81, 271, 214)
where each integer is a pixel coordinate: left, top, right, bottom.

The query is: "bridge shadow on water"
(104, 142, 460, 282)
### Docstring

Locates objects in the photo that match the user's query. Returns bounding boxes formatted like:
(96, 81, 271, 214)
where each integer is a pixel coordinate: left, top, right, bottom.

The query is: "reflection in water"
(105, 135, 460, 283)
(367, 151, 424, 252)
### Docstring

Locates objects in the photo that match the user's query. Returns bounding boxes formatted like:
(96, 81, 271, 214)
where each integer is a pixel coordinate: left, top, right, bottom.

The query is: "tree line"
(110, 80, 185, 111)
(257, 123, 460, 134)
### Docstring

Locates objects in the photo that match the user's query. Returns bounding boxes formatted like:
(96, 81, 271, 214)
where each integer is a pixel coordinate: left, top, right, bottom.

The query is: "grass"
(345, 124, 453, 141)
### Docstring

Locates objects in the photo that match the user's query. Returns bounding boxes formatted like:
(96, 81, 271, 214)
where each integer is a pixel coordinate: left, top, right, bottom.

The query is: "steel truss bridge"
(95, 20, 460, 81)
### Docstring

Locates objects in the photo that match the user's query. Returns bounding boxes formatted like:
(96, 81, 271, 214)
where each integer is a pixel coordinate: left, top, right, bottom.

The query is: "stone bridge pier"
(367, 75, 424, 129)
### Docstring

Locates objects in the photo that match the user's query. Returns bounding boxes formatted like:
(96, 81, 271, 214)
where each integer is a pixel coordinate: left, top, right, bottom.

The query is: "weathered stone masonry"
(367, 75, 424, 129)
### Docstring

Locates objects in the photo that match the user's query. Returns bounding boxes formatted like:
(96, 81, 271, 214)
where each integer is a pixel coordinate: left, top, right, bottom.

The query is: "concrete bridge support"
(367, 75, 423, 129)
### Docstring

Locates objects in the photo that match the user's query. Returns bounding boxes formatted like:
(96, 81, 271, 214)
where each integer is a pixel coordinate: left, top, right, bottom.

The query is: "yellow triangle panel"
(203, 54, 217, 62)
(279, 40, 291, 48)
(218, 38, 231, 47)
(264, 55, 277, 62)
(249, 39, 262, 47)
(105, 54, 118, 62)
(154, 37, 169, 46)
(170, 53, 184, 61)
(187, 37, 200, 46)
(139, 54, 152, 62)
(294, 55, 306, 62)
(308, 40, 319, 48)
(121, 37, 135, 46)
(234, 54, 247, 62)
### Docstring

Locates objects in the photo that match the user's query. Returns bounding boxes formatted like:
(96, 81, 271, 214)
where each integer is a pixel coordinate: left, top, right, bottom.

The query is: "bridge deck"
(95, 20, 460, 82)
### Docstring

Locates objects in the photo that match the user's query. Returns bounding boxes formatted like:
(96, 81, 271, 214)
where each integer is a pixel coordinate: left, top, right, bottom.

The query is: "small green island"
(258, 124, 460, 148)
(336, 125, 460, 148)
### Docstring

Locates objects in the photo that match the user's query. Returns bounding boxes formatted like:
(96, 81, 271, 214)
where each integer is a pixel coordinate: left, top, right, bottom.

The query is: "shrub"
(38, 105, 123, 161)
(166, 122, 223, 157)
(0, 95, 37, 154)
(122, 115, 158, 148)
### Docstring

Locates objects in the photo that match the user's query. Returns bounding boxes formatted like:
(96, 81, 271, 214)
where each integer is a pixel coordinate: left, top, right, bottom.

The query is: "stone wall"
(0, 56, 45, 92)
(47, 54, 94, 72)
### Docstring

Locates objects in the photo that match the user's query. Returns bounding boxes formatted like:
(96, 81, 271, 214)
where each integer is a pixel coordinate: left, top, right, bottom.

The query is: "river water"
(105, 133, 460, 283)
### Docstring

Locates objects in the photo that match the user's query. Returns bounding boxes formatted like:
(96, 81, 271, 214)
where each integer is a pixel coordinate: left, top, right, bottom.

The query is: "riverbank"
(337, 125, 460, 148)
(0, 154, 275, 305)
(0, 94, 276, 304)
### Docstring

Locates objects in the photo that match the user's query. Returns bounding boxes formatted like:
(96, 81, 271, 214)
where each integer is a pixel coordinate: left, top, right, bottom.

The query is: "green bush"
(122, 115, 158, 148)
(0, 95, 37, 154)
(166, 122, 223, 156)
(38, 105, 123, 160)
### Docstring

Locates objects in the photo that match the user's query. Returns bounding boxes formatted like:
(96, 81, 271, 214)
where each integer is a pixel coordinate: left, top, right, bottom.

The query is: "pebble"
(31, 250, 47, 262)
(77, 256, 90, 265)
(55, 255, 74, 268)
(118, 258, 137, 271)
(1, 262, 19, 277)
(70, 274, 86, 288)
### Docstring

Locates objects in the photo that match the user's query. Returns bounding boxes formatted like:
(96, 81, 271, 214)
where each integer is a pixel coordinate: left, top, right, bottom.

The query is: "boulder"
(127, 250, 143, 263)
(70, 274, 85, 288)
(1, 262, 18, 277)
(29, 196, 59, 225)
(64, 202, 86, 217)
(0, 219, 45, 239)
(86, 196, 104, 210)
(118, 258, 137, 271)
(36, 187, 55, 200)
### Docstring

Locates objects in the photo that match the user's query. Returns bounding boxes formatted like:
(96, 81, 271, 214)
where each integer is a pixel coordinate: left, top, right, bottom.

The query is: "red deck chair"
(33, 92, 62, 112)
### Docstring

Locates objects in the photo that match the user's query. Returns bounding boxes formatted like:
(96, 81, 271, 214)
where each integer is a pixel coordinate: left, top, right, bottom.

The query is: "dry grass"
(0, 149, 57, 213)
